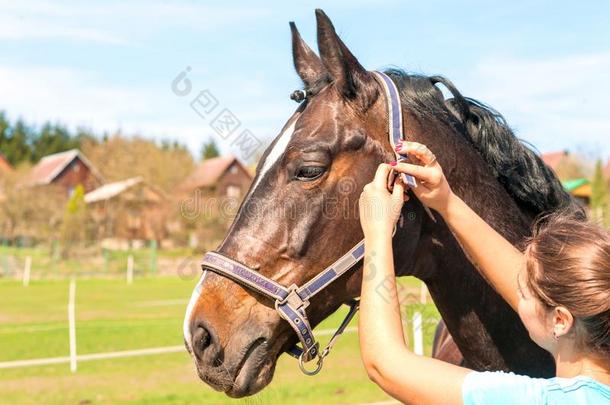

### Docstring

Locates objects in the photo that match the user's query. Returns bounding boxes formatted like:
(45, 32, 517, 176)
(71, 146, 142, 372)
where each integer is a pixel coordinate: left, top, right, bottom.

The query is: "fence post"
(127, 255, 134, 284)
(2, 239, 8, 277)
(23, 256, 31, 287)
(412, 311, 424, 355)
(149, 240, 157, 275)
(68, 278, 77, 373)
(102, 248, 108, 273)
(52, 240, 60, 273)
(2, 253, 8, 278)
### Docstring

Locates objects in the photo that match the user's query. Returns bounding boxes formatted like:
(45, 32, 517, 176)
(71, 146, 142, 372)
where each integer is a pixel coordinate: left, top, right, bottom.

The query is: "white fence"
(1, 280, 431, 372)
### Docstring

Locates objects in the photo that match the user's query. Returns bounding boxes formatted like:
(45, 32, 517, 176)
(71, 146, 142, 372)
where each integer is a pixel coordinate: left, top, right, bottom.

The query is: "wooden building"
(85, 177, 168, 243)
(541, 150, 585, 180)
(174, 155, 253, 247)
(562, 178, 591, 208)
(20, 149, 103, 196)
(177, 155, 253, 199)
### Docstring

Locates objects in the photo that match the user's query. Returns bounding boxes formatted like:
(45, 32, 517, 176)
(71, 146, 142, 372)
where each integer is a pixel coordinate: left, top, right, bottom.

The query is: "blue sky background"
(1, 1, 609, 162)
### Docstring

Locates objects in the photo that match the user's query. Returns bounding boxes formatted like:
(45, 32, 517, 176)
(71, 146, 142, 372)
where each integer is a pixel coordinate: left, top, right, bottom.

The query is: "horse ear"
(290, 21, 325, 88)
(315, 9, 372, 102)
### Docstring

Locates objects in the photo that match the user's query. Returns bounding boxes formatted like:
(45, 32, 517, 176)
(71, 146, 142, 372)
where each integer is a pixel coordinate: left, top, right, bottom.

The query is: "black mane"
(383, 68, 580, 217)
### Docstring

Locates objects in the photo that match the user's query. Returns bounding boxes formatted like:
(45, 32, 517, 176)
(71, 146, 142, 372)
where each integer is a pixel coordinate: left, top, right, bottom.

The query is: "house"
(605, 161, 610, 183)
(20, 149, 103, 196)
(85, 176, 168, 243)
(174, 155, 253, 247)
(541, 150, 569, 172)
(562, 178, 591, 208)
(540, 150, 583, 180)
(177, 155, 253, 199)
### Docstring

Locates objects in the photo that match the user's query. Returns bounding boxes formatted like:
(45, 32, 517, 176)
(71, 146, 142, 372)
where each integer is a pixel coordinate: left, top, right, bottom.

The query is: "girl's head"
(517, 210, 610, 359)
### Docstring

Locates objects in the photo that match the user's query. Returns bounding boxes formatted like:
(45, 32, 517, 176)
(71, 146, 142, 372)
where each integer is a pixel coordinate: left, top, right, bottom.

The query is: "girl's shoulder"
(462, 370, 610, 405)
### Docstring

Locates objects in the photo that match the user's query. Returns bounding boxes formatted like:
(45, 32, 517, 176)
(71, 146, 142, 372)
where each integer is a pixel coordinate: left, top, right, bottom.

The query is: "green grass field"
(0, 276, 440, 404)
(0, 244, 193, 277)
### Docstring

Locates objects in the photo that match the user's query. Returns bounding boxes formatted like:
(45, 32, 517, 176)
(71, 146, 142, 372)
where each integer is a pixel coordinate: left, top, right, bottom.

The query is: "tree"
(200, 139, 220, 160)
(59, 184, 88, 256)
(31, 122, 78, 162)
(7, 119, 33, 164)
(591, 159, 608, 225)
(0, 172, 65, 243)
(0, 113, 32, 165)
(81, 134, 195, 192)
(74, 127, 98, 147)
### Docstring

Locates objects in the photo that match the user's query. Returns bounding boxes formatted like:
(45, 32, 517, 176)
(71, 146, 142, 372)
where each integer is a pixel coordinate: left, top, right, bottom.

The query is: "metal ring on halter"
(298, 345, 324, 376)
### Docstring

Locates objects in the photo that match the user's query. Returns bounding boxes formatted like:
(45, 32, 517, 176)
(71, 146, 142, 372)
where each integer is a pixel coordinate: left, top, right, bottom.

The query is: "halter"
(199, 71, 411, 376)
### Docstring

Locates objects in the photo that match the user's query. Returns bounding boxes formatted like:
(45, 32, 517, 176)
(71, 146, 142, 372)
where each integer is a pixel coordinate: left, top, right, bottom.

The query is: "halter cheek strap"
(199, 71, 409, 376)
(371, 71, 417, 187)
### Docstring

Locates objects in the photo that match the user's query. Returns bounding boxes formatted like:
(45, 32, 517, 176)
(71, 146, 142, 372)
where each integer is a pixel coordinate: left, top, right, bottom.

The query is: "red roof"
(21, 149, 103, 186)
(540, 150, 569, 171)
(604, 161, 610, 180)
(178, 155, 251, 191)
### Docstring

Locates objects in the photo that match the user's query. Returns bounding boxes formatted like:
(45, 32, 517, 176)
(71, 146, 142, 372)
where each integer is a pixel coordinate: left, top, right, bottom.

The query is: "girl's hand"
(394, 141, 454, 214)
(359, 163, 406, 239)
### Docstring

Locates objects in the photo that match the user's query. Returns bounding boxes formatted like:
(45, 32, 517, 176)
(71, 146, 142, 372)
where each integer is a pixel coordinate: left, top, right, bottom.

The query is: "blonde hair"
(524, 210, 610, 358)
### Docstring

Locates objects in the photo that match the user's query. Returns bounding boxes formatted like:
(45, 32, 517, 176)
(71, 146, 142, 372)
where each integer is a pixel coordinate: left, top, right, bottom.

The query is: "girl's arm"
(358, 164, 469, 405)
(392, 142, 523, 312)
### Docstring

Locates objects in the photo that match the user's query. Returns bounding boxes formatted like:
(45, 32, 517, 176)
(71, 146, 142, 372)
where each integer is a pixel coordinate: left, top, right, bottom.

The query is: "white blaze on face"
(249, 118, 297, 194)
(183, 115, 298, 352)
(183, 271, 208, 352)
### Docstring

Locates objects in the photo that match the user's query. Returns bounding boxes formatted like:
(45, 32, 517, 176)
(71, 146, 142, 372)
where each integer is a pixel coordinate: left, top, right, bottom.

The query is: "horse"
(183, 9, 580, 398)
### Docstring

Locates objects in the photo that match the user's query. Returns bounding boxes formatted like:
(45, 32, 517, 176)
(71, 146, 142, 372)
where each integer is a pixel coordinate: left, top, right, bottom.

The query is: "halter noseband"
(199, 71, 413, 375)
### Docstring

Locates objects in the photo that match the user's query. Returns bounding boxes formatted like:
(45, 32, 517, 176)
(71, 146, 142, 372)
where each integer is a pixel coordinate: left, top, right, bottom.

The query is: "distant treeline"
(0, 111, 191, 166)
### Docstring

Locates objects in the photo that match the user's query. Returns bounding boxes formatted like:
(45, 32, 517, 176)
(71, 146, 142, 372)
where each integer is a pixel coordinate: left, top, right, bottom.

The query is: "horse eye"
(294, 166, 325, 181)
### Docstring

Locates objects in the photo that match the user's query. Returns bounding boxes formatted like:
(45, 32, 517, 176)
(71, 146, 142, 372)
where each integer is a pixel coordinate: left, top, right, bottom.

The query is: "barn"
(177, 155, 253, 199)
(20, 149, 103, 196)
(85, 176, 168, 244)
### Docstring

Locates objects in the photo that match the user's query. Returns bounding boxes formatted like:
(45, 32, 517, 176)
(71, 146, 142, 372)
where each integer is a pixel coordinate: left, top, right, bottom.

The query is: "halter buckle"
(278, 284, 309, 311)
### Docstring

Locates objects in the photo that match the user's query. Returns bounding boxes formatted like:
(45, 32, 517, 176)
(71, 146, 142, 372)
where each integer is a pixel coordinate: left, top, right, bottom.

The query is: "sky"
(1, 0, 609, 162)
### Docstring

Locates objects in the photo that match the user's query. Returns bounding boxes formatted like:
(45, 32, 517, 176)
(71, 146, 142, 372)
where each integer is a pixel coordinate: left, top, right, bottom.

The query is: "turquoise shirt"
(462, 371, 610, 404)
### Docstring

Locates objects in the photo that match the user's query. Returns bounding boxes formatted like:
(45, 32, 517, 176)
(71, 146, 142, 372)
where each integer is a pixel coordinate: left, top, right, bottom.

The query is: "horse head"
(183, 9, 426, 397)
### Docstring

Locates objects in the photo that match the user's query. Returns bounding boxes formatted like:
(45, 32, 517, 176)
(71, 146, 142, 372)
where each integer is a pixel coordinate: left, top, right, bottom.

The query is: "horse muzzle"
(188, 313, 280, 397)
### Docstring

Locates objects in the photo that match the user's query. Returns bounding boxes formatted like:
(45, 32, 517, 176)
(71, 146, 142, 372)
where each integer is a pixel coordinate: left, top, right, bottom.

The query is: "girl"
(358, 141, 610, 404)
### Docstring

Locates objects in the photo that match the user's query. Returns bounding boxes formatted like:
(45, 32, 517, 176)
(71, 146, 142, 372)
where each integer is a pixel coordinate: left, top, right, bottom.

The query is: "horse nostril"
(192, 323, 212, 359)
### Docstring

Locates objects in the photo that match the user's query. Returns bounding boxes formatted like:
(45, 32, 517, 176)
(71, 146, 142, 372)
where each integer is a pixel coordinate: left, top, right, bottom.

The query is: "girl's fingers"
(373, 163, 393, 188)
(392, 162, 437, 184)
(398, 142, 438, 167)
(392, 176, 404, 201)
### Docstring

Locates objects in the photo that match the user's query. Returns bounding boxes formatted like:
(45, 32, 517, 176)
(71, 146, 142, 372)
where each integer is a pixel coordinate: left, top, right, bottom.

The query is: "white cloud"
(0, 64, 284, 159)
(0, 65, 151, 127)
(461, 52, 610, 158)
(0, 1, 271, 44)
(0, 15, 126, 44)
